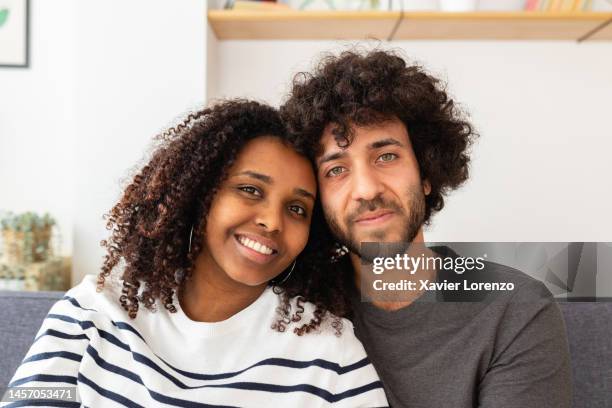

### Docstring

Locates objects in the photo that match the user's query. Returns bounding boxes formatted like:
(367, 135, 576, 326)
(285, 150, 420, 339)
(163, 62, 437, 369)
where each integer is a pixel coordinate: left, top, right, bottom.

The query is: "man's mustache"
(345, 196, 404, 226)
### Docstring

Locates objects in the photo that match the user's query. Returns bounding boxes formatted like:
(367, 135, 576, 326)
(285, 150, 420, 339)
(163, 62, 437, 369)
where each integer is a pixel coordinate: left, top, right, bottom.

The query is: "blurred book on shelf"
(226, 0, 290, 10)
(226, 0, 386, 10)
(526, 0, 594, 10)
(219, 0, 611, 11)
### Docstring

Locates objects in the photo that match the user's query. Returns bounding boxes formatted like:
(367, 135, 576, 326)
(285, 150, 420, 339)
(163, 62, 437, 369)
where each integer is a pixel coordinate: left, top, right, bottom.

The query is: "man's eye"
(289, 205, 307, 217)
(377, 153, 398, 162)
(238, 186, 262, 197)
(326, 166, 346, 177)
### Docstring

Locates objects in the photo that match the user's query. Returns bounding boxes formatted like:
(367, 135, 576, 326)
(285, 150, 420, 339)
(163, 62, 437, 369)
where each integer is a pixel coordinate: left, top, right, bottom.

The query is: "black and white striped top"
(6, 275, 388, 407)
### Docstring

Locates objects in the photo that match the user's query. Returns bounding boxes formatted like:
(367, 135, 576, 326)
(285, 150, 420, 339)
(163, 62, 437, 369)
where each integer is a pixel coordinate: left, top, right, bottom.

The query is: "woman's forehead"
(230, 136, 316, 194)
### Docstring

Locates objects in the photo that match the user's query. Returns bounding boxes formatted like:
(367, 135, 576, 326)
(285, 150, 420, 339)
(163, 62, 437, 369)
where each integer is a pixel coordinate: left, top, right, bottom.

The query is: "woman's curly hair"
(280, 49, 477, 224)
(98, 99, 351, 335)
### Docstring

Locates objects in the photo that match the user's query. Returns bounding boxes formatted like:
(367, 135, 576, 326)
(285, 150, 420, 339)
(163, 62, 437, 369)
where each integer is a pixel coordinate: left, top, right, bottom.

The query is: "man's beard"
(324, 186, 426, 258)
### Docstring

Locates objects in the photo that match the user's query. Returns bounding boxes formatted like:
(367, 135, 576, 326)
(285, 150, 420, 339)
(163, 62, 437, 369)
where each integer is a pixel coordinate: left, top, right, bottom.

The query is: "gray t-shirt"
(351, 246, 572, 408)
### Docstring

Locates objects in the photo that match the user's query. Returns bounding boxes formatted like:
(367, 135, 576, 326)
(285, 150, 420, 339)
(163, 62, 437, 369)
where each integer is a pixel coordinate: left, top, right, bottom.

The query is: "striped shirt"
(6, 275, 388, 407)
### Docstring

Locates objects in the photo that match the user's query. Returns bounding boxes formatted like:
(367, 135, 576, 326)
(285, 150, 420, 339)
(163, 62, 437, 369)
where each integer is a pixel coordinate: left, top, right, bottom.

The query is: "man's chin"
(354, 229, 405, 244)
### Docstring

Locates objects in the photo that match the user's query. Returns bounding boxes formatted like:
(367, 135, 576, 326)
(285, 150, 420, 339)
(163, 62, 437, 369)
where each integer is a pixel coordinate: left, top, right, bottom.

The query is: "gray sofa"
(0, 290, 610, 407)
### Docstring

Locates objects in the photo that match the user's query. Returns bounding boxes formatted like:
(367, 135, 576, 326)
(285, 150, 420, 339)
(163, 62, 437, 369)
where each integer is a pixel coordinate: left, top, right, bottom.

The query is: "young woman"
(7, 100, 388, 407)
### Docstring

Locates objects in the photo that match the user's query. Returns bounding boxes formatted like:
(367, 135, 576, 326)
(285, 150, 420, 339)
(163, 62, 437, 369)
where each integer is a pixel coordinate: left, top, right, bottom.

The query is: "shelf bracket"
(387, 9, 405, 41)
(577, 18, 612, 43)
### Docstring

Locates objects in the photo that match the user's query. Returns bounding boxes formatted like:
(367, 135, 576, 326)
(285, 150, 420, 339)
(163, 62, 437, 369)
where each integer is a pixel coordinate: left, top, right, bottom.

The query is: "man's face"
(316, 118, 430, 256)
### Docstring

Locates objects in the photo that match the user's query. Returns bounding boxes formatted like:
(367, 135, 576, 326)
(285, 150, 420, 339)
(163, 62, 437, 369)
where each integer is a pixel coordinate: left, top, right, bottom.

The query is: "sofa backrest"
(0, 291, 610, 407)
(559, 302, 612, 408)
(0, 290, 63, 390)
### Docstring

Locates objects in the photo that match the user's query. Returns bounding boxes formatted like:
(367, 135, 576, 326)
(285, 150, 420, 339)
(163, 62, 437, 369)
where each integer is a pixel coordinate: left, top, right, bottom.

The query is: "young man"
(281, 50, 572, 408)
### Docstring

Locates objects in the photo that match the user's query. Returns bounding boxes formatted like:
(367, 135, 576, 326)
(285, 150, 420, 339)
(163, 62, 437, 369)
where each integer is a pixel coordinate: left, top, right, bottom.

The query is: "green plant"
(0, 211, 56, 264)
(0, 211, 56, 232)
(0, 9, 9, 28)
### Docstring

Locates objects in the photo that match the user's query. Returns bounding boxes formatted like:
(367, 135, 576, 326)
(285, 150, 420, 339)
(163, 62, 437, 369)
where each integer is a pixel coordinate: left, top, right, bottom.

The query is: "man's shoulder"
(433, 246, 553, 304)
(481, 259, 541, 286)
(449, 259, 561, 338)
(475, 258, 553, 303)
(479, 258, 549, 296)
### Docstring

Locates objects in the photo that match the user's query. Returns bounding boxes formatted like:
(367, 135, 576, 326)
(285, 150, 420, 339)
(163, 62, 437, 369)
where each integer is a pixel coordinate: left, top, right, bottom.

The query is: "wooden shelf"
(208, 10, 612, 41)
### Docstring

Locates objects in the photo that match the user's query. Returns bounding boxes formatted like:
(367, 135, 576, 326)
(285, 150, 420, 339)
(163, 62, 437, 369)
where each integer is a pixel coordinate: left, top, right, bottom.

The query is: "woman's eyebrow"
(294, 188, 315, 202)
(234, 170, 314, 201)
(234, 170, 272, 184)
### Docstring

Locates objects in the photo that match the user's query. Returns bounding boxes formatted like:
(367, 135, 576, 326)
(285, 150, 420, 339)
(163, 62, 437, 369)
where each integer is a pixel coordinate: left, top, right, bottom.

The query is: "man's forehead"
(319, 123, 342, 146)
(317, 119, 410, 157)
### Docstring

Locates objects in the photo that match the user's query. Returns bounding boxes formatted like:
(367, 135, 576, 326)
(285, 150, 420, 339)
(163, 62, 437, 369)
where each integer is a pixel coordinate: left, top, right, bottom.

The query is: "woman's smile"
(233, 233, 279, 265)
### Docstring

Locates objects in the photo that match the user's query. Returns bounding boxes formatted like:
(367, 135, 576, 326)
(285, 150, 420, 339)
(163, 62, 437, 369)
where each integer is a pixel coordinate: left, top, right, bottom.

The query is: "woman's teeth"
(238, 236, 274, 255)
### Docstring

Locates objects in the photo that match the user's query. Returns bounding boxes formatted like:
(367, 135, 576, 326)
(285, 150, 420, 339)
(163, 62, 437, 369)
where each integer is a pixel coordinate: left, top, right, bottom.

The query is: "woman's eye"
(326, 166, 346, 177)
(238, 186, 262, 197)
(289, 205, 307, 217)
(377, 153, 398, 163)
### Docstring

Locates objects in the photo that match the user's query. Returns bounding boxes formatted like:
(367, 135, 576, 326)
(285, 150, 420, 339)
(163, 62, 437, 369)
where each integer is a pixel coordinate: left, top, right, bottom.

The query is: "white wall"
(0, 0, 77, 257)
(1, 0, 207, 284)
(72, 0, 207, 284)
(211, 40, 612, 243)
(2, 2, 611, 287)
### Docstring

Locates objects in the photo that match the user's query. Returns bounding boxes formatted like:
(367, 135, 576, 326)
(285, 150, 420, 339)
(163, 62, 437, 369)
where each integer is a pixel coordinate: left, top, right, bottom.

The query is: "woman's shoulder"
(60, 274, 132, 319)
(269, 292, 371, 370)
(278, 291, 358, 341)
(65, 274, 120, 303)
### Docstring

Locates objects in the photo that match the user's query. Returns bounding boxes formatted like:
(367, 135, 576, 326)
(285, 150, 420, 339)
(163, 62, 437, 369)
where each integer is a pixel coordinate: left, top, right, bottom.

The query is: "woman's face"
(200, 136, 316, 287)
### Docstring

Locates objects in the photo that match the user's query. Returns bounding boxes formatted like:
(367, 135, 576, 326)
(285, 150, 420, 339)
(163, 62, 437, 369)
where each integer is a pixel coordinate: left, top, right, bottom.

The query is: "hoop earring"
(188, 225, 194, 253)
(272, 260, 296, 285)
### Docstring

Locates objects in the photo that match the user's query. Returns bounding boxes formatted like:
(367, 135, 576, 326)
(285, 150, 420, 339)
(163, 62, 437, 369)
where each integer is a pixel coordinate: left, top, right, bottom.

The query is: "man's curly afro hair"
(280, 49, 477, 224)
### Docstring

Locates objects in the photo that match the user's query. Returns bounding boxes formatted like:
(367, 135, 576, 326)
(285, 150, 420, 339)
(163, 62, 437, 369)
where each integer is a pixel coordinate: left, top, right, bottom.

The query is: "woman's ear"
(423, 179, 431, 196)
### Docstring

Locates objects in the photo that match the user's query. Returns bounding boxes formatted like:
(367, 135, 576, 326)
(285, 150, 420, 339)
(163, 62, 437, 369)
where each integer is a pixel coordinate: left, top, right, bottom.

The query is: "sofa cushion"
(0, 291, 610, 407)
(0, 290, 63, 390)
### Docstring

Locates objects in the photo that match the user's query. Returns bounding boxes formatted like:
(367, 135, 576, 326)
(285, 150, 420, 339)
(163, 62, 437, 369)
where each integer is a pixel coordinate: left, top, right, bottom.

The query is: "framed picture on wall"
(0, 0, 29, 67)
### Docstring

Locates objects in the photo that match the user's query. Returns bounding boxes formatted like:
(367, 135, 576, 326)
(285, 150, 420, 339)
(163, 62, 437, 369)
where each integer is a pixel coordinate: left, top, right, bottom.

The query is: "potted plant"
(0, 211, 56, 264)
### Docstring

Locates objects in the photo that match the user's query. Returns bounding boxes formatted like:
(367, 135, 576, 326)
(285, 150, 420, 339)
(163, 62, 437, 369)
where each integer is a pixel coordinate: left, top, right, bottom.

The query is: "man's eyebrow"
(317, 151, 346, 166)
(294, 188, 315, 202)
(234, 170, 272, 184)
(317, 138, 404, 166)
(368, 138, 404, 149)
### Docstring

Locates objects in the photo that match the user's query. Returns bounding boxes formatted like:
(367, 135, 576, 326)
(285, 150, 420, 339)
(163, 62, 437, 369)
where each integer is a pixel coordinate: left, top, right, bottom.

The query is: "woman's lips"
(233, 234, 278, 265)
(354, 210, 395, 226)
(235, 232, 279, 252)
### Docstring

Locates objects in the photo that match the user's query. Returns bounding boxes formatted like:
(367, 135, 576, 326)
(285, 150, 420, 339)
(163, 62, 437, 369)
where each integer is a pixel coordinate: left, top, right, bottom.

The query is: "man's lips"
(354, 210, 395, 225)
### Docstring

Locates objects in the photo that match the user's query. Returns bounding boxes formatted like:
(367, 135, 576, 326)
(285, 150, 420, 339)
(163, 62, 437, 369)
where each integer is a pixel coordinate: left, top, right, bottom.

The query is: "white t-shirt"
(7, 275, 388, 407)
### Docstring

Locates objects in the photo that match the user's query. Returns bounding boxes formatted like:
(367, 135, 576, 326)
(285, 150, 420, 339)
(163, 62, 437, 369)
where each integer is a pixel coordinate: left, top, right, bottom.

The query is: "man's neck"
(351, 229, 435, 312)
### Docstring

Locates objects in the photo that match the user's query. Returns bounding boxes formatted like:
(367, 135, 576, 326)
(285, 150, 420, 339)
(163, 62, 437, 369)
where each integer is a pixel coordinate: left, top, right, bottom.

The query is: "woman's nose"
(254, 205, 283, 233)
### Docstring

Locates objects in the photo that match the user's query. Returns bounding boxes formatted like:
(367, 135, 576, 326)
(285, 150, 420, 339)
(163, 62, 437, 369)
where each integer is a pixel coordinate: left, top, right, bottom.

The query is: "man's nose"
(350, 165, 384, 202)
(254, 204, 283, 233)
